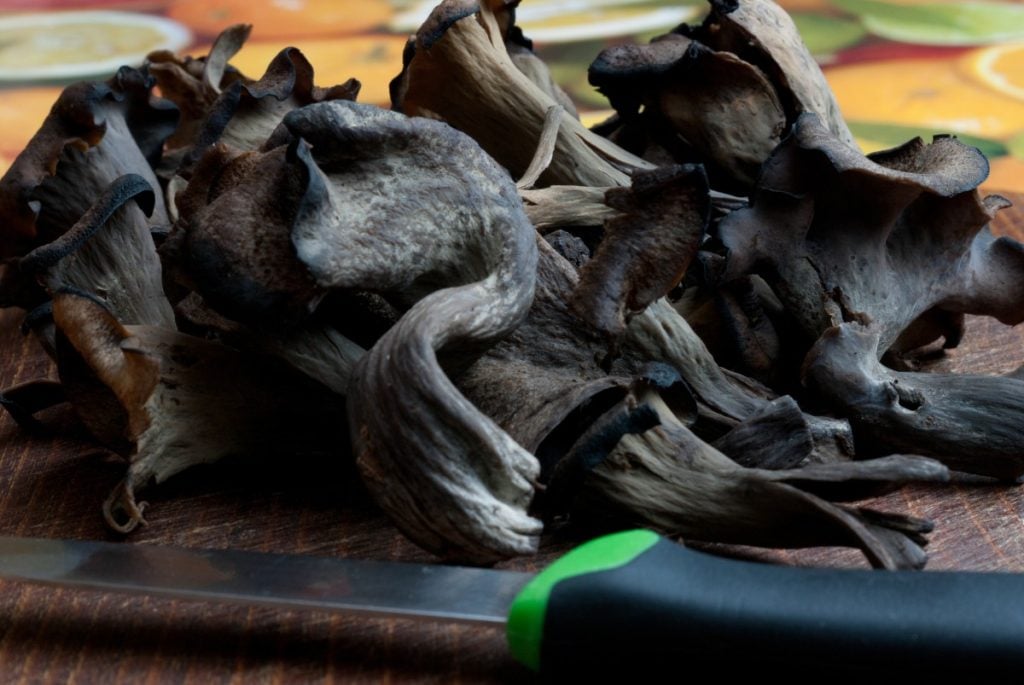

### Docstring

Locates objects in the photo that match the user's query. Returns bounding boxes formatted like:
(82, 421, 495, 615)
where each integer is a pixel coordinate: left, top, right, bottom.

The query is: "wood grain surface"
(1, 196, 1024, 683)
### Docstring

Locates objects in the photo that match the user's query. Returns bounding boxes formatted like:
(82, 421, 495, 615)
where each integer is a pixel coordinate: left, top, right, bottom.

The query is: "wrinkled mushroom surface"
(570, 164, 710, 340)
(580, 386, 945, 570)
(166, 99, 544, 563)
(392, 0, 649, 187)
(720, 113, 1022, 357)
(803, 322, 1024, 480)
(147, 24, 254, 151)
(0, 68, 176, 262)
(589, 0, 853, 192)
(719, 114, 1024, 477)
(457, 241, 946, 569)
(16, 174, 174, 328)
(162, 142, 324, 328)
(51, 291, 346, 533)
(290, 102, 543, 563)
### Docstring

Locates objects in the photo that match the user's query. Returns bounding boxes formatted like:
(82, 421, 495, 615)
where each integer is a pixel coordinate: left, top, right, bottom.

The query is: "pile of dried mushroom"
(2, 0, 1022, 570)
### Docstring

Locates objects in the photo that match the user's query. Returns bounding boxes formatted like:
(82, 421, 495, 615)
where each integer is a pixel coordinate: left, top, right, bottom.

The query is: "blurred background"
(0, 0, 1021, 192)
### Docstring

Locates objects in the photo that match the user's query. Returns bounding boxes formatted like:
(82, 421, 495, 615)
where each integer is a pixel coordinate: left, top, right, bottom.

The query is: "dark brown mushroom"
(14, 174, 174, 329)
(588, 0, 853, 192)
(578, 384, 944, 570)
(391, 0, 650, 187)
(288, 102, 542, 562)
(569, 164, 710, 340)
(693, 0, 854, 144)
(165, 99, 543, 563)
(456, 239, 946, 569)
(147, 24, 254, 151)
(0, 67, 177, 264)
(803, 322, 1024, 480)
(719, 113, 1024, 477)
(719, 113, 1020, 361)
(158, 41, 360, 222)
(50, 290, 346, 533)
(161, 142, 324, 329)
(182, 45, 359, 167)
(591, 36, 785, 192)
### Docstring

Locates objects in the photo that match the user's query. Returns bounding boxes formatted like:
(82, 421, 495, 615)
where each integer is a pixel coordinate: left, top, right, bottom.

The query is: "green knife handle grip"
(507, 530, 1024, 678)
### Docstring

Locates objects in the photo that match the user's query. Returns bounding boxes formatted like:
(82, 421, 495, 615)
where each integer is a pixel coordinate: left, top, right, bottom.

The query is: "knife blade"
(1, 530, 1022, 677)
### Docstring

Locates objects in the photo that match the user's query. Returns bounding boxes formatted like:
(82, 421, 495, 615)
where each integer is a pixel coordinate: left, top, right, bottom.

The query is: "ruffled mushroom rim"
(1, 175, 156, 312)
(765, 114, 991, 200)
(0, 67, 177, 259)
(147, 23, 253, 100)
(181, 47, 359, 173)
(146, 24, 255, 150)
(717, 113, 1008, 344)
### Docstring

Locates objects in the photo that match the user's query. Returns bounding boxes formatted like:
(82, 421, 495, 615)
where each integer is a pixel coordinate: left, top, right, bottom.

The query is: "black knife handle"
(506, 530, 1024, 678)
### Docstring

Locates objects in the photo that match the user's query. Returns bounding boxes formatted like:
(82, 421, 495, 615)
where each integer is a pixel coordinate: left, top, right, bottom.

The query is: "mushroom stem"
(803, 322, 1024, 480)
(517, 105, 563, 190)
(579, 390, 944, 570)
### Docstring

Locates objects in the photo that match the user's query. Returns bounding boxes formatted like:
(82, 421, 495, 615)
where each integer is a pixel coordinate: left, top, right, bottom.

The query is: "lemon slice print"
(830, 0, 1024, 46)
(963, 43, 1024, 102)
(0, 11, 191, 83)
(392, 0, 699, 43)
(515, 4, 700, 43)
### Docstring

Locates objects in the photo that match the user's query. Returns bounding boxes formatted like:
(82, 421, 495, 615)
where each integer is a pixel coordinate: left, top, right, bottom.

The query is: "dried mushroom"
(570, 164, 709, 341)
(7, 0, 1024, 572)
(166, 99, 543, 563)
(0, 67, 176, 263)
(51, 291, 345, 533)
(591, 36, 785, 191)
(803, 322, 1024, 480)
(719, 113, 1024, 477)
(162, 142, 324, 328)
(15, 175, 174, 329)
(182, 44, 359, 167)
(589, 0, 853, 192)
(147, 24, 254, 151)
(457, 239, 947, 569)
(721, 114, 1018, 351)
(391, 0, 650, 187)
(581, 385, 944, 570)
(292, 102, 542, 562)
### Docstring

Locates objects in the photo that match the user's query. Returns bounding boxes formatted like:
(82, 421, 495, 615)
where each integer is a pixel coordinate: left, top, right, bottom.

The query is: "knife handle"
(506, 530, 1024, 678)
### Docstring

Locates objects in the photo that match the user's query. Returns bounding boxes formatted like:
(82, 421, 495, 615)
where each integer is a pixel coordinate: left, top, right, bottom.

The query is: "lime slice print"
(831, 0, 1024, 46)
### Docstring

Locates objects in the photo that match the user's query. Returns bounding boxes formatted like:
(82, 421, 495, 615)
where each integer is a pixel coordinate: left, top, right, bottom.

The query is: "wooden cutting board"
(1, 195, 1023, 683)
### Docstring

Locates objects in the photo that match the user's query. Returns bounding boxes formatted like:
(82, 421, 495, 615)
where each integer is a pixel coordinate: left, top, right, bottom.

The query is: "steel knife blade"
(2, 530, 1024, 677)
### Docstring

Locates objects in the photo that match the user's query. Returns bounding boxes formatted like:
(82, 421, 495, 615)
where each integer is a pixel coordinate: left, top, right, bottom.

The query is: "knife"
(0, 530, 1021, 677)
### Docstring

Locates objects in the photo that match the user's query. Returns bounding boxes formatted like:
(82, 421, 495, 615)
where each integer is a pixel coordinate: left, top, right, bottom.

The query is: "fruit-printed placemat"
(1, 1, 1024, 683)
(0, 0, 1021, 191)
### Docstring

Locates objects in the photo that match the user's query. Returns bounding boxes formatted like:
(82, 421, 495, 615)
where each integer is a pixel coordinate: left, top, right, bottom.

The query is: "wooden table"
(1, 198, 1024, 683)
